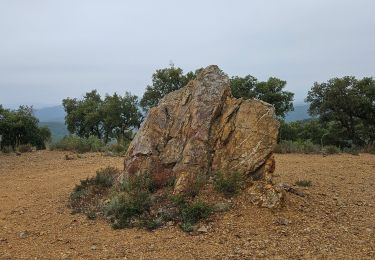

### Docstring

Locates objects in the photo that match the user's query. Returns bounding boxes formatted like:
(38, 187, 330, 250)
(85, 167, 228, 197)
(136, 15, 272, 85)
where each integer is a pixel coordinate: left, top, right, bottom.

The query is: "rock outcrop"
(123, 65, 281, 205)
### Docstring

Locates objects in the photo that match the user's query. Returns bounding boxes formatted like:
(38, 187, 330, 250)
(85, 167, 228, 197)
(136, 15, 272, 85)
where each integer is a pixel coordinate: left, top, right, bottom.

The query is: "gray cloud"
(1, 0, 374, 107)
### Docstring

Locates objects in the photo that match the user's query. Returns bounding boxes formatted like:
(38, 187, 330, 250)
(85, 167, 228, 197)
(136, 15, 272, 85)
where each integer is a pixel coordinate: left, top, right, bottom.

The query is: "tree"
(140, 66, 199, 111)
(0, 105, 51, 150)
(101, 92, 142, 144)
(306, 76, 375, 145)
(63, 91, 142, 144)
(230, 76, 294, 118)
(63, 90, 104, 139)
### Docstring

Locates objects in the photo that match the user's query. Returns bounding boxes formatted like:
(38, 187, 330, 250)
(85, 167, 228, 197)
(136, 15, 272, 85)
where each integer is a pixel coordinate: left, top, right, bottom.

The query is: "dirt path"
(0, 151, 374, 259)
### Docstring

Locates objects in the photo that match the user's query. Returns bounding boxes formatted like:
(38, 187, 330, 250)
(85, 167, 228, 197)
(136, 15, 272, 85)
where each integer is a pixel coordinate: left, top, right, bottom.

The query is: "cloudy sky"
(0, 0, 374, 108)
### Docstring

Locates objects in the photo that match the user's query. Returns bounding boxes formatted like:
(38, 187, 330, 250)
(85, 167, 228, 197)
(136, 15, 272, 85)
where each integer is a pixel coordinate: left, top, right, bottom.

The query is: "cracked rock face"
(123, 65, 280, 194)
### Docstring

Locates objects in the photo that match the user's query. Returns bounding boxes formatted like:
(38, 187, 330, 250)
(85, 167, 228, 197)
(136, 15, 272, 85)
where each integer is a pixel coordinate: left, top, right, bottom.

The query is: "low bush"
(214, 172, 243, 197)
(1, 146, 13, 153)
(17, 144, 33, 153)
(70, 167, 119, 212)
(104, 191, 152, 229)
(342, 147, 360, 155)
(71, 168, 214, 232)
(274, 140, 321, 154)
(104, 143, 128, 155)
(51, 135, 104, 153)
(295, 180, 312, 187)
(323, 145, 340, 154)
(180, 201, 212, 227)
(363, 144, 375, 154)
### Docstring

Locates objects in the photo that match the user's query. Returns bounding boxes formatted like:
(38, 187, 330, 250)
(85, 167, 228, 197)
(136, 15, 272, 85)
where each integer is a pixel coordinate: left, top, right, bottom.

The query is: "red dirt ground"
(1, 151, 374, 259)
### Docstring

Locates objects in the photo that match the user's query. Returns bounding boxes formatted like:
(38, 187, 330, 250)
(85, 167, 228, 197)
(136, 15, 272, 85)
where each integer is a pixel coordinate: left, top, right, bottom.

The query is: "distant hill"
(34, 105, 65, 122)
(285, 104, 311, 122)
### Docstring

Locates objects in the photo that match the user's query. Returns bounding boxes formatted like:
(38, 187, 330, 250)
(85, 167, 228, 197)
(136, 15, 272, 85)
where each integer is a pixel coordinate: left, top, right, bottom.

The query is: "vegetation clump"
(214, 172, 244, 197)
(70, 168, 216, 232)
(17, 144, 33, 153)
(70, 167, 119, 214)
(295, 180, 312, 187)
(51, 135, 104, 153)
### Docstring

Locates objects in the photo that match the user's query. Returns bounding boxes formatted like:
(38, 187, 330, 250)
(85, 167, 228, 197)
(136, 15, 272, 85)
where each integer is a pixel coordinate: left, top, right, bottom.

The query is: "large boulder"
(123, 65, 280, 199)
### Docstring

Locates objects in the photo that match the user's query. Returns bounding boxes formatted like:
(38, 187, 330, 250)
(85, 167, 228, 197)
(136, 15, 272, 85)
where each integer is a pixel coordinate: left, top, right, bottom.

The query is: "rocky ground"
(0, 151, 374, 259)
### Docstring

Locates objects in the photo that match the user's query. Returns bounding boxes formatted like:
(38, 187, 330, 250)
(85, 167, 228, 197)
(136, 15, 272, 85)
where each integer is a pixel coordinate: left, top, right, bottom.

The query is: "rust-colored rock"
(123, 65, 281, 203)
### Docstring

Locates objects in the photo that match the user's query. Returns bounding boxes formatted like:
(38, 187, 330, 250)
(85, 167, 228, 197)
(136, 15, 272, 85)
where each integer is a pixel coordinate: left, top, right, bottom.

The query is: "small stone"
(19, 231, 29, 239)
(197, 226, 208, 233)
(61, 254, 70, 260)
(366, 228, 373, 233)
(91, 245, 97, 250)
(274, 218, 290, 226)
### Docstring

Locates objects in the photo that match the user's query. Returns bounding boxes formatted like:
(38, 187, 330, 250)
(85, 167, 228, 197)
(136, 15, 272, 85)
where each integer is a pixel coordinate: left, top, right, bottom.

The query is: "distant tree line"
(0, 105, 51, 150)
(2, 65, 373, 153)
(62, 66, 375, 150)
(280, 77, 375, 147)
(62, 91, 142, 144)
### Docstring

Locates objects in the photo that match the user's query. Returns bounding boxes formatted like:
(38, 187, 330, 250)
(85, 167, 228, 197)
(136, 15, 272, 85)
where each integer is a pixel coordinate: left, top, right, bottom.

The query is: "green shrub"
(214, 172, 243, 197)
(295, 180, 312, 187)
(343, 147, 360, 155)
(363, 145, 375, 154)
(185, 173, 207, 198)
(51, 135, 104, 153)
(1, 146, 13, 153)
(70, 167, 119, 210)
(180, 222, 194, 232)
(274, 140, 321, 154)
(105, 143, 128, 154)
(180, 201, 212, 226)
(323, 145, 340, 154)
(17, 144, 33, 153)
(120, 173, 157, 193)
(104, 191, 151, 229)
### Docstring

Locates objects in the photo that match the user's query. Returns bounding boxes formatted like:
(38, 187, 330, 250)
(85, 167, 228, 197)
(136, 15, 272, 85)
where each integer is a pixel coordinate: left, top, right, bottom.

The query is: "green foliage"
(323, 145, 340, 155)
(295, 180, 312, 187)
(230, 76, 294, 118)
(17, 144, 33, 153)
(0, 105, 51, 150)
(363, 145, 375, 154)
(185, 173, 207, 198)
(342, 147, 360, 155)
(274, 140, 321, 154)
(214, 172, 243, 197)
(104, 143, 128, 155)
(180, 222, 194, 232)
(306, 76, 375, 145)
(63, 91, 141, 144)
(140, 66, 200, 111)
(51, 135, 104, 153)
(104, 191, 152, 229)
(180, 201, 212, 227)
(70, 167, 119, 212)
(139, 65, 294, 118)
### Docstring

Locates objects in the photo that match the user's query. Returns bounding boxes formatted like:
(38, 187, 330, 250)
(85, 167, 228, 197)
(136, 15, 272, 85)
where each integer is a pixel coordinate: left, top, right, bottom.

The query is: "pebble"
(197, 226, 208, 233)
(91, 245, 97, 250)
(274, 218, 290, 226)
(19, 231, 29, 239)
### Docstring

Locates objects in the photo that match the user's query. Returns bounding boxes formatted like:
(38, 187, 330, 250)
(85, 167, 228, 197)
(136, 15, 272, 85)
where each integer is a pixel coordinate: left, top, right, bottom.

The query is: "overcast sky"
(1, 0, 374, 108)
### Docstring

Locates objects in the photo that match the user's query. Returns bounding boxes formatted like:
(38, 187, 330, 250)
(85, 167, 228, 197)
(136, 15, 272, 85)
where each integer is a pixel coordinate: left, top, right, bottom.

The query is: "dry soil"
(0, 151, 374, 259)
